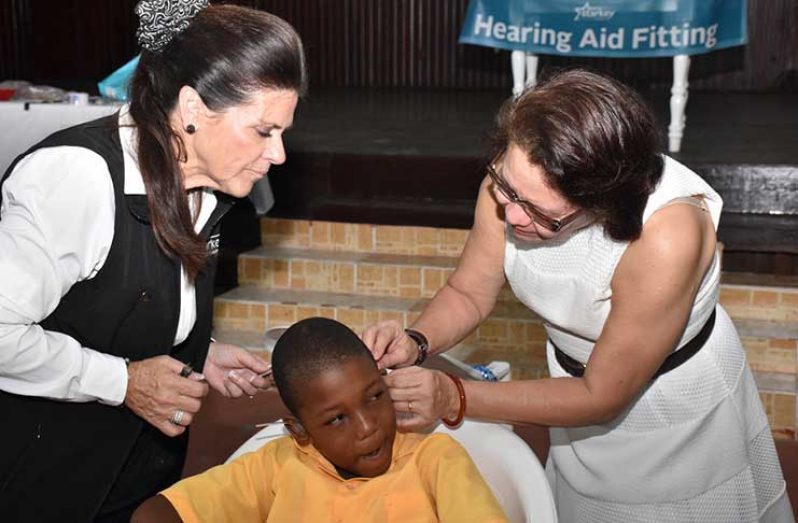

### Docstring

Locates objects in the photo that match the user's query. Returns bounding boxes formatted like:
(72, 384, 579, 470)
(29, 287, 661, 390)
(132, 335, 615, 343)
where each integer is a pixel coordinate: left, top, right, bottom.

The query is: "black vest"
(0, 116, 233, 521)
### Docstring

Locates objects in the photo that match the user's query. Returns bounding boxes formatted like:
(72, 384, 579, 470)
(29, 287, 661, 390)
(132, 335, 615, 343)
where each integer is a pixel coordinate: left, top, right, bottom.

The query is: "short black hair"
(493, 69, 664, 242)
(271, 317, 376, 416)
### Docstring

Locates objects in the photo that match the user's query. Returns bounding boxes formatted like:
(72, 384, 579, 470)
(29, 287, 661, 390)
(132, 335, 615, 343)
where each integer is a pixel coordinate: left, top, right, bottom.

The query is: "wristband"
(404, 328, 429, 366)
(442, 372, 466, 428)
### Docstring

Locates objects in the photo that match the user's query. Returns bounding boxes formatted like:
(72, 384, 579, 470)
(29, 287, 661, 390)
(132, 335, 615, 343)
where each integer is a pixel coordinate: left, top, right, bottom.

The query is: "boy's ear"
(284, 416, 311, 446)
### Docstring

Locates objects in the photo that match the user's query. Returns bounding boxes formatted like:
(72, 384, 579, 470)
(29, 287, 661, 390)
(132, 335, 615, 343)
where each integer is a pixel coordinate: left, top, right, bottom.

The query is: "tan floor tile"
(770, 339, 797, 350)
(356, 224, 374, 251)
(720, 288, 752, 306)
(780, 290, 798, 306)
(296, 306, 321, 321)
(765, 345, 797, 373)
(478, 320, 509, 343)
(319, 307, 337, 320)
(337, 308, 366, 330)
(378, 311, 404, 324)
(228, 302, 250, 319)
(760, 392, 774, 419)
(268, 304, 297, 325)
(399, 267, 421, 286)
(271, 260, 290, 287)
(310, 222, 331, 247)
(752, 291, 779, 307)
(330, 222, 348, 246)
(773, 393, 796, 428)
(335, 264, 356, 293)
(214, 301, 227, 318)
(383, 266, 399, 291)
(250, 303, 267, 321)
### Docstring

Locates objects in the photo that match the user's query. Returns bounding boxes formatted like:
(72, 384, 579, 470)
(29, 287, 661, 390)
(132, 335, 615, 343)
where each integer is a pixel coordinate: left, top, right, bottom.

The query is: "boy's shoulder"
(399, 431, 467, 460)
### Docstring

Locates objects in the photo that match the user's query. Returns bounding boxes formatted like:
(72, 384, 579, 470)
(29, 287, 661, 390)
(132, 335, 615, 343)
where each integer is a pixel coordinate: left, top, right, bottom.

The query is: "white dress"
(504, 156, 793, 522)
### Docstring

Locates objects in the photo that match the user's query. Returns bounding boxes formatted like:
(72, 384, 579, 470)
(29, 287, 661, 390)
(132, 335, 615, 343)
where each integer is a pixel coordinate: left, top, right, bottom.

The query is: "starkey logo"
(574, 2, 615, 21)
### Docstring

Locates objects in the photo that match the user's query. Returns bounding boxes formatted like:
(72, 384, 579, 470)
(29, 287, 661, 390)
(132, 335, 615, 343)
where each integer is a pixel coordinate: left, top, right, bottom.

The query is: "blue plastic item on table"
(97, 56, 140, 101)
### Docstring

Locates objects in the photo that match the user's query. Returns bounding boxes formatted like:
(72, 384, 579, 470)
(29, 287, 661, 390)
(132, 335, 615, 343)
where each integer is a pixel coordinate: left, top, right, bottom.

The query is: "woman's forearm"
(462, 376, 623, 428)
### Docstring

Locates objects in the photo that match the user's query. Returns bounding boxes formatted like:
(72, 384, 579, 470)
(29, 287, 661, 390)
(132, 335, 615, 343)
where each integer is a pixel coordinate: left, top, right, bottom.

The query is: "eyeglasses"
(486, 155, 582, 233)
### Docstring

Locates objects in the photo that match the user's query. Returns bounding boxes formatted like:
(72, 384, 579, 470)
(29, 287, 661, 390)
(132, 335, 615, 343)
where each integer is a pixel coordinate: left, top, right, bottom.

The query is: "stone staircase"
(213, 218, 798, 440)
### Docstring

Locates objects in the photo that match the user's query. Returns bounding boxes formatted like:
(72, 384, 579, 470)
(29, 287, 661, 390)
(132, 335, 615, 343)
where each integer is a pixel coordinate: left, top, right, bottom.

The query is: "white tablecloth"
(0, 102, 121, 175)
(0, 101, 274, 212)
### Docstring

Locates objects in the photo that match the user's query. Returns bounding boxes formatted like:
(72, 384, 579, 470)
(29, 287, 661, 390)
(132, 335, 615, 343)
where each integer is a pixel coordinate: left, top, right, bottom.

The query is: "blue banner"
(459, 0, 747, 57)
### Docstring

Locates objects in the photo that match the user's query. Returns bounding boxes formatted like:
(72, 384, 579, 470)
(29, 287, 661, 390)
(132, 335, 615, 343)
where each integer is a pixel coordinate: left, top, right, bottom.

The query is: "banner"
(459, 0, 747, 57)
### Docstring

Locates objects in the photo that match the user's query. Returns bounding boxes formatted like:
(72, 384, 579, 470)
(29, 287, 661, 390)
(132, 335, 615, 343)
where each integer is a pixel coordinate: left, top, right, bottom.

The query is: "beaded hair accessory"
(135, 0, 210, 52)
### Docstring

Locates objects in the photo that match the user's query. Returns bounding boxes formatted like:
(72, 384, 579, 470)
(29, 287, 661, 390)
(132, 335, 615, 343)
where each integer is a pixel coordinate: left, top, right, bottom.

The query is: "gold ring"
(179, 365, 193, 378)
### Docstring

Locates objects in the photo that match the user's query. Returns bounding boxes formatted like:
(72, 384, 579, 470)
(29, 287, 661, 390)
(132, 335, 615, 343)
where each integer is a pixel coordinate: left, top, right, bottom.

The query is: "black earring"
(185, 124, 196, 134)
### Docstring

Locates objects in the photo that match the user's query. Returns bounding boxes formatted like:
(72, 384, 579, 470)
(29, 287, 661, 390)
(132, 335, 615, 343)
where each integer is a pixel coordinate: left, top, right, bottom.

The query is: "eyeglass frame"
(485, 155, 582, 233)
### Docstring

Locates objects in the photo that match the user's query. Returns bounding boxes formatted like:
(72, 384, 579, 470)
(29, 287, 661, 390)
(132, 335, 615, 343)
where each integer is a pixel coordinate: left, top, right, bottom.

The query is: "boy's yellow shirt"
(162, 431, 509, 523)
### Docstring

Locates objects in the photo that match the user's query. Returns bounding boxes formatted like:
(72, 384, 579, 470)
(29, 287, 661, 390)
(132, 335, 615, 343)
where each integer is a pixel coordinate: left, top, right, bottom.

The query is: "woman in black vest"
(0, 1, 306, 521)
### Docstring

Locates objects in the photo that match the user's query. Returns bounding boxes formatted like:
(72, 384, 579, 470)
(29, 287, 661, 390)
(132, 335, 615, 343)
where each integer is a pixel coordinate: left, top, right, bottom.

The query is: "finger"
(158, 420, 186, 437)
(188, 372, 206, 382)
(224, 377, 245, 398)
(176, 378, 209, 399)
(361, 327, 387, 361)
(373, 326, 400, 355)
(161, 356, 191, 374)
(377, 350, 410, 370)
(229, 370, 259, 396)
(395, 414, 428, 432)
(174, 411, 194, 427)
(175, 395, 203, 415)
(360, 326, 377, 353)
(245, 372, 272, 390)
(387, 387, 418, 402)
(236, 349, 271, 374)
(384, 367, 426, 389)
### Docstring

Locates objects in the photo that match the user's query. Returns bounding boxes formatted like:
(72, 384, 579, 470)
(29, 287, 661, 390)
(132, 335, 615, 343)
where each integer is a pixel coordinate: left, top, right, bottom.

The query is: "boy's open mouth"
(361, 442, 385, 460)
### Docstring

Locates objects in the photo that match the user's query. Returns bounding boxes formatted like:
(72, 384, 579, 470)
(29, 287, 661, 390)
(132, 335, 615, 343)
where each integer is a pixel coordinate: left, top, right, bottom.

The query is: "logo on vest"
(207, 234, 220, 256)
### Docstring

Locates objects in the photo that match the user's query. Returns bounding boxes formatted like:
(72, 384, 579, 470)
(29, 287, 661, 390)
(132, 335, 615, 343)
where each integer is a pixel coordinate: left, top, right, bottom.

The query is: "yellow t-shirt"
(162, 431, 508, 523)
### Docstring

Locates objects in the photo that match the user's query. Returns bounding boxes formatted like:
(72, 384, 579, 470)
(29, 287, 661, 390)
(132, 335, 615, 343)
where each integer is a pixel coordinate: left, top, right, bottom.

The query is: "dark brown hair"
(129, 5, 307, 279)
(493, 69, 663, 241)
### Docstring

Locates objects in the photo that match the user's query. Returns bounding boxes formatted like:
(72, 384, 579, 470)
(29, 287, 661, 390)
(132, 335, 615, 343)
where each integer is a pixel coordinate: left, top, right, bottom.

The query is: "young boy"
(132, 317, 508, 522)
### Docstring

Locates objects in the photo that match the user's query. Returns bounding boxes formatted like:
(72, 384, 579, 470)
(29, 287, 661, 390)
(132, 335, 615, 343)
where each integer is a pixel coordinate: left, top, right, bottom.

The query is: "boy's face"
(293, 356, 397, 478)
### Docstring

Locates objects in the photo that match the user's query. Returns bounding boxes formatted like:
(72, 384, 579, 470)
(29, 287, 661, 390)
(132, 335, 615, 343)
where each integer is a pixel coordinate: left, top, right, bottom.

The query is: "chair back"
(435, 421, 557, 523)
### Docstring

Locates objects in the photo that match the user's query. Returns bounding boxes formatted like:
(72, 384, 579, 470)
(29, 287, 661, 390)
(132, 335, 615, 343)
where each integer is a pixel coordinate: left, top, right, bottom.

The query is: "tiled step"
(239, 246, 457, 300)
(261, 218, 467, 257)
(259, 219, 798, 321)
(239, 246, 517, 303)
(213, 284, 797, 379)
(213, 286, 550, 380)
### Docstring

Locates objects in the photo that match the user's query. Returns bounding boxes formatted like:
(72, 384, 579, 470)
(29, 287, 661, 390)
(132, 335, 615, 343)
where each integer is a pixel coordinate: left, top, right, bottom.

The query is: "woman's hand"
(360, 320, 418, 369)
(385, 367, 460, 431)
(124, 355, 209, 437)
(202, 341, 272, 398)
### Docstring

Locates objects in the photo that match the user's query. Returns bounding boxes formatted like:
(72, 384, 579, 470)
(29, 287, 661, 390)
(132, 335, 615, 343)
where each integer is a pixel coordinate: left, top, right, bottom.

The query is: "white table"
(0, 101, 274, 212)
(0, 102, 121, 175)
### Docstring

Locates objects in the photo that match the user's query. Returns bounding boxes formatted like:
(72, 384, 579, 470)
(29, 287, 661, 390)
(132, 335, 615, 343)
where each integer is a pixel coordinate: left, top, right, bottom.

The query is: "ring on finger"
(170, 409, 185, 425)
(179, 365, 193, 378)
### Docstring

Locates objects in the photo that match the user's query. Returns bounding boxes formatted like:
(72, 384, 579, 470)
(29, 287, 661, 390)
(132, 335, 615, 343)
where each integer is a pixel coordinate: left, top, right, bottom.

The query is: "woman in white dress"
(362, 70, 793, 521)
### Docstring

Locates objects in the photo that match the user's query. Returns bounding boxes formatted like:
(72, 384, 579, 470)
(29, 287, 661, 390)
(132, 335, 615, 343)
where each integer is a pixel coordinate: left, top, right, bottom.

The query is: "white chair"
(227, 419, 557, 523)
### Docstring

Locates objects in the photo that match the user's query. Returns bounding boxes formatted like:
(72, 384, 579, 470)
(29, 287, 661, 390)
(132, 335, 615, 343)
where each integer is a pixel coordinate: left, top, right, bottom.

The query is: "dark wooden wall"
(1, 0, 795, 93)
